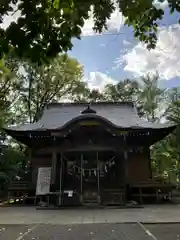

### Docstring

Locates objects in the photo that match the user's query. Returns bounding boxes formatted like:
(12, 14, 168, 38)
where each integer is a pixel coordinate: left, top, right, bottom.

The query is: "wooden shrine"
(4, 102, 176, 207)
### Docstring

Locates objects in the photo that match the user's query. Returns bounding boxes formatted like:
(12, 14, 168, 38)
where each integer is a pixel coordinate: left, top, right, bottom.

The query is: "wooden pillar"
(124, 150, 128, 183)
(51, 139, 57, 185)
(124, 150, 128, 203)
(80, 153, 83, 204)
(28, 147, 32, 182)
(123, 135, 128, 202)
(147, 146, 152, 178)
(97, 152, 100, 203)
(59, 153, 63, 205)
(123, 135, 128, 182)
(28, 147, 35, 197)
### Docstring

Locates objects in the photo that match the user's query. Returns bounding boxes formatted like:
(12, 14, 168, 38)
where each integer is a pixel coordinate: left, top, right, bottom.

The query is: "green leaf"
(53, 0, 60, 9)
(0, 0, 173, 63)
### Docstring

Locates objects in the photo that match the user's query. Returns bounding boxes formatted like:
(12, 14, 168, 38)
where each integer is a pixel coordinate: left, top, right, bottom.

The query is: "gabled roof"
(4, 102, 175, 132)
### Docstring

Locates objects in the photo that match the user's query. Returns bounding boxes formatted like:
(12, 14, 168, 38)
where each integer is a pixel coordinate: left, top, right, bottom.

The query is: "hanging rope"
(62, 154, 116, 173)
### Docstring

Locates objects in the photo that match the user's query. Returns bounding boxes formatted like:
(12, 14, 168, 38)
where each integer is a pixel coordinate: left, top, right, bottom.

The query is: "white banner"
(36, 167, 51, 195)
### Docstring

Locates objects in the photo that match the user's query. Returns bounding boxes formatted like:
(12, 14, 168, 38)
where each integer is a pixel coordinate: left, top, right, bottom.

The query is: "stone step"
(83, 202, 100, 208)
(83, 200, 98, 203)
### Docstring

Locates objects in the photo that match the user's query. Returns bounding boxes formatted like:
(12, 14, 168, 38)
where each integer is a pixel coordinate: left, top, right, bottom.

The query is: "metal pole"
(80, 153, 83, 204)
(59, 153, 63, 205)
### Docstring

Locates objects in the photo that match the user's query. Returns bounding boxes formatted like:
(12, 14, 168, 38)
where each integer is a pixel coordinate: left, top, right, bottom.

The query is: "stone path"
(0, 205, 180, 224)
(1, 223, 180, 240)
(0, 206, 180, 239)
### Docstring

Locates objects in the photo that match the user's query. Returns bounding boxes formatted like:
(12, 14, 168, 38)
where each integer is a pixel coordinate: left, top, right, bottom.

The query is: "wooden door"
(82, 152, 99, 203)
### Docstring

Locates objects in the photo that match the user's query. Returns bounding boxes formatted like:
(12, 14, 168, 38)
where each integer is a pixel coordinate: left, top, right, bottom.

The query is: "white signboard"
(36, 167, 51, 195)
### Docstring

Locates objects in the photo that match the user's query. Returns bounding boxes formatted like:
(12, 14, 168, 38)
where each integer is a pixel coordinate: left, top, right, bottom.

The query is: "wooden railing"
(7, 181, 31, 204)
(130, 179, 174, 204)
(8, 181, 29, 191)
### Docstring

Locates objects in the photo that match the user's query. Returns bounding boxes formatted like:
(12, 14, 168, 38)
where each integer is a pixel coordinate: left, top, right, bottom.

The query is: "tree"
(8, 54, 84, 123)
(151, 138, 176, 179)
(0, 60, 27, 196)
(138, 73, 164, 122)
(0, 146, 27, 196)
(135, 73, 172, 179)
(166, 88, 180, 104)
(164, 98, 180, 185)
(150, 88, 180, 184)
(68, 81, 90, 102)
(104, 79, 140, 102)
(167, 100, 180, 125)
(0, 55, 23, 127)
(0, 0, 179, 63)
(88, 89, 105, 102)
(72, 87, 105, 102)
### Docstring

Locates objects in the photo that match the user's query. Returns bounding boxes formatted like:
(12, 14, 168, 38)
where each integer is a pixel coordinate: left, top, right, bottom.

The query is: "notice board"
(36, 167, 51, 195)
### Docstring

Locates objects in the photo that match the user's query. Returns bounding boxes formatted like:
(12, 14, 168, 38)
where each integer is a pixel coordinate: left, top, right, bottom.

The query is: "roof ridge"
(46, 101, 135, 109)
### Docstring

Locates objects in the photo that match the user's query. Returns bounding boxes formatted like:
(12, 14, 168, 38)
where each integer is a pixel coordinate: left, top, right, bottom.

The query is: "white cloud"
(0, 4, 20, 29)
(117, 24, 180, 80)
(99, 43, 106, 47)
(85, 72, 116, 92)
(122, 40, 131, 46)
(82, 5, 124, 36)
(153, 0, 168, 9)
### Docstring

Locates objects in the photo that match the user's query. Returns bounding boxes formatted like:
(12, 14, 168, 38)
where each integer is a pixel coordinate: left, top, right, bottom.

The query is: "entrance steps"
(83, 191, 99, 205)
(82, 202, 100, 208)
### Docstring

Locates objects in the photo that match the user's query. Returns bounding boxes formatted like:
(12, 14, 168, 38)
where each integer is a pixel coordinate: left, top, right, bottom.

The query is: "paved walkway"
(1, 206, 180, 239)
(1, 223, 180, 240)
(0, 205, 180, 224)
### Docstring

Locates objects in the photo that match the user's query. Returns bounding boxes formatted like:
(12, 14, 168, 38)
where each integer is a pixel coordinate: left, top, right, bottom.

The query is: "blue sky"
(68, 3, 180, 90)
(70, 28, 133, 80)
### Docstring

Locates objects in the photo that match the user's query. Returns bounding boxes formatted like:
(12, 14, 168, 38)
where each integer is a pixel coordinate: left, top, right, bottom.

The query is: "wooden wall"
(31, 146, 152, 187)
(31, 156, 52, 168)
(127, 149, 151, 183)
(31, 155, 52, 186)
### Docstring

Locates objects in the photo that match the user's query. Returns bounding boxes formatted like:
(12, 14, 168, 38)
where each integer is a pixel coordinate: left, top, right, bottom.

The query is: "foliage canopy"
(0, 0, 179, 63)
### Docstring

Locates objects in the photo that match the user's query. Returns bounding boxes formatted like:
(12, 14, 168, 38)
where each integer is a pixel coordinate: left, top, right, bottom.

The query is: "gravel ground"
(1, 223, 180, 240)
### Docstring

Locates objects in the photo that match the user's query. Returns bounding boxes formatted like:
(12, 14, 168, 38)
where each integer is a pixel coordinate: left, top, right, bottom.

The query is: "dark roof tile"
(6, 102, 175, 131)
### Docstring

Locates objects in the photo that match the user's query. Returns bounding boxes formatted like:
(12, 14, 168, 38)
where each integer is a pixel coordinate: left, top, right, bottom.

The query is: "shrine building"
(4, 102, 176, 207)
